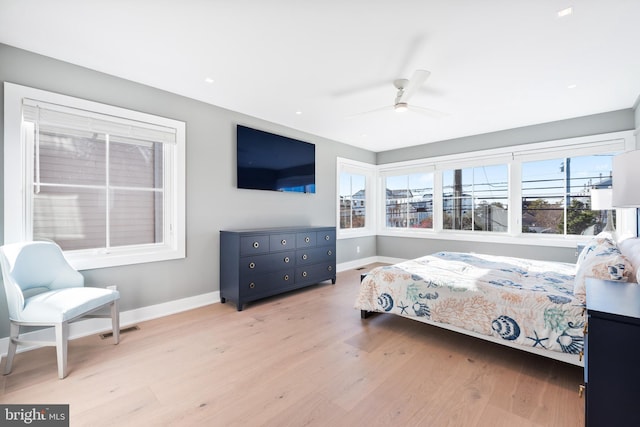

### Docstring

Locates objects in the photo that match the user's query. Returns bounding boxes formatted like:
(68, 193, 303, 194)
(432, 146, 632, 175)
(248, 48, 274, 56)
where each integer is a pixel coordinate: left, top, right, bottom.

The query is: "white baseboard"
(376, 256, 406, 265)
(1, 256, 405, 357)
(0, 291, 220, 357)
(336, 256, 405, 271)
(336, 256, 379, 272)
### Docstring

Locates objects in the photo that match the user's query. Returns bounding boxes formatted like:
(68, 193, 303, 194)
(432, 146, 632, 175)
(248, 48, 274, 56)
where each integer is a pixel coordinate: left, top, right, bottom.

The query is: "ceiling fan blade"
(332, 79, 390, 98)
(346, 105, 393, 118)
(409, 104, 449, 118)
(398, 69, 430, 103)
(394, 35, 427, 78)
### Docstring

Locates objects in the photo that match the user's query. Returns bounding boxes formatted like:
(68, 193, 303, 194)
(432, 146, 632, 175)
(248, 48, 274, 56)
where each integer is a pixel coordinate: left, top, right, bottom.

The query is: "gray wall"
(636, 98, 640, 146)
(0, 44, 375, 338)
(377, 236, 578, 263)
(375, 108, 636, 263)
(335, 235, 377, 263)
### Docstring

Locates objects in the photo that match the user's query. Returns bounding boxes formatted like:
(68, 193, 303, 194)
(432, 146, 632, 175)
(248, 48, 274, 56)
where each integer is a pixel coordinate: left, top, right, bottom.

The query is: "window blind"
(23, 99, 167, 251)
(512, 138, 626, 162)
(22, 99, 176, 144)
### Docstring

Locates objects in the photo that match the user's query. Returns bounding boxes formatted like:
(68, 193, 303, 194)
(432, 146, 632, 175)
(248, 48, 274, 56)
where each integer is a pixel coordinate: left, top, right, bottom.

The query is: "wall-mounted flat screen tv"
(236, 125, 316, 193)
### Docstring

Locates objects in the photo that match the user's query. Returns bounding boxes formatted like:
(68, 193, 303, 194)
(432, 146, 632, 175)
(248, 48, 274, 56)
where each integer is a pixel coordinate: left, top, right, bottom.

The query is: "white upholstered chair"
(0, 241, 120, 379)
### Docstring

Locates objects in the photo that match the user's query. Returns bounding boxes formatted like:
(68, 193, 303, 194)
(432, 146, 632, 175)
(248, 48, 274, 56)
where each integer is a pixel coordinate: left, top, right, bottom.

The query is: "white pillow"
(618, 237, 640, 283)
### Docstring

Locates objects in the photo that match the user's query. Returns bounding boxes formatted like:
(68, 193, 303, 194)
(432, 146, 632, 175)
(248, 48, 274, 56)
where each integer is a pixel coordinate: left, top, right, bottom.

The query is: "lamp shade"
(613, 150, 640, 207)
(591, 188, 612, 210)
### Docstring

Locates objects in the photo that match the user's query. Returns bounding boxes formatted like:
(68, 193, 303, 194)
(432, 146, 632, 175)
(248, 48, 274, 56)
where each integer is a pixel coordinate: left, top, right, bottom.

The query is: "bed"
(354, 243, 637, 367)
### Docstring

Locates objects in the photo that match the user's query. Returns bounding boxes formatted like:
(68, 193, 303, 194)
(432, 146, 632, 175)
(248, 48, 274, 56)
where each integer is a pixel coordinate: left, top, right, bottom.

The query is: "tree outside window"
(522, 155, 613, 235)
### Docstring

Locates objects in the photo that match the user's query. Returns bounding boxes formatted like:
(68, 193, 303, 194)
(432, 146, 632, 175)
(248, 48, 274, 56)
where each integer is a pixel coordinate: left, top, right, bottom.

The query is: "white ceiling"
(1, 1, 639, 152)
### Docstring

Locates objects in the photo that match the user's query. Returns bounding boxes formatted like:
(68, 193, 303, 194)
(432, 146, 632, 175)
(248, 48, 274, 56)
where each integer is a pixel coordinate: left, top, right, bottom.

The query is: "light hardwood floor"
(0, 264, 585, 426)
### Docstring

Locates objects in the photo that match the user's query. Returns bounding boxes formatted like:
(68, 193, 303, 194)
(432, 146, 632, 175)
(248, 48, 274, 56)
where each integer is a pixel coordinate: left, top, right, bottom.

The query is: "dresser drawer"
(240, 269, 295, 297)
(296, 246, 335, 265)
(240, 235, 270, 255)
(240, 251, 295, 274)
(316, 230, 336, 247)
(296, 231, 317, 248)
(269, 233, 296, 252)
(296, 262, 334, 283)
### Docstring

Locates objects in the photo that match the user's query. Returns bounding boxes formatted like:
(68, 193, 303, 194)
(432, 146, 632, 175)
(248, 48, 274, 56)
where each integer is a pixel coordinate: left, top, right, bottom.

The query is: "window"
(337, 158, 375, 237)
(522, 155, 614, 235)
(442, 165, 508, 232)
(374, 131, 635, 245)
(4, 83, 186, 269)
(384, 172, 434, 229)
(340, 173, 366, 229)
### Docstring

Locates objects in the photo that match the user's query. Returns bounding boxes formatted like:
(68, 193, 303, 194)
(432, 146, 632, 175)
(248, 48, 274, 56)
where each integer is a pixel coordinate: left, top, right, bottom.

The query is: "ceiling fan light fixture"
(394, 102, 409, 113)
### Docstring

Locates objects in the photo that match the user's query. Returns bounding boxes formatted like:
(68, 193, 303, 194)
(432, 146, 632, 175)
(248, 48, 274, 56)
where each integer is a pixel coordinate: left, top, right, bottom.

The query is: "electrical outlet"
(106, 285, 117, 291)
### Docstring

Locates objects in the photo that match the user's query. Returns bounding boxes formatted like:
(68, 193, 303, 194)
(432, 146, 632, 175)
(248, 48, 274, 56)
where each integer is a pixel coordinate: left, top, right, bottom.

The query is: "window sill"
(66, 245, 185, 270)
(376, 228, 592, 248)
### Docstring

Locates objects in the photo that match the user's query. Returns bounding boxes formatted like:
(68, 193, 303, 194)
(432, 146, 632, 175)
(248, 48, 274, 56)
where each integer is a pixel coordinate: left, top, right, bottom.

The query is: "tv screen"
(236, 125, 316, 193)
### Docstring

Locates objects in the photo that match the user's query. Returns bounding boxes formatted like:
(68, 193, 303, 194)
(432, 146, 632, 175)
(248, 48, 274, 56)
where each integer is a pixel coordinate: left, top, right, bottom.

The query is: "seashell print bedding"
(354, 252, 585, 355)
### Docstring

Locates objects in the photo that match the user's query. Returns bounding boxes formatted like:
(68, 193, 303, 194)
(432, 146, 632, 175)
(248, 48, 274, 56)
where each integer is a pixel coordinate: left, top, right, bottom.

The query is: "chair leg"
(55, 322, 69, 379)
(111, 300, 120, 345)
(3, 322, 19, 375)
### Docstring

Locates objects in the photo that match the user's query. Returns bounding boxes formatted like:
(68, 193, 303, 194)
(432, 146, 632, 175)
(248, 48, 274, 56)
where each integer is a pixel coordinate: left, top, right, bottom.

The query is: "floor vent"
(355, 267, 366, 270)
(100, 325, 140, 339)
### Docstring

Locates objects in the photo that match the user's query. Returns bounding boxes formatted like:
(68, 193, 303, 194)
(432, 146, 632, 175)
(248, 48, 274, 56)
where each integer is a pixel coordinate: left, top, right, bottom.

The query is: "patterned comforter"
(354, 252, 585, 356)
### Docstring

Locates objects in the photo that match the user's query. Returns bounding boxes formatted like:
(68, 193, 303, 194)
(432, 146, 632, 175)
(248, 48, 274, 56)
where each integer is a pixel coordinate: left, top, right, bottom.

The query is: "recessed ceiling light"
(568, 84, 577, 89)
(295, 111, 302, 115)
(557, 7, 573, 18)
(204, 77, 214, 84)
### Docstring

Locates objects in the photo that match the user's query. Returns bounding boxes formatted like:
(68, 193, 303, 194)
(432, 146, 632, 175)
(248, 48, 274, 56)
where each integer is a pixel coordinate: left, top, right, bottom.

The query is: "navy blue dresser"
(220, 227, 336, 311)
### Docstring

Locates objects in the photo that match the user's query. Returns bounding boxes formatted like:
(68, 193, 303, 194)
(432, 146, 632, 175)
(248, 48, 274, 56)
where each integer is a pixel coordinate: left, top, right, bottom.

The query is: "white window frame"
(378, 164, 435, 234)
(376, 130, 637, 247)
(440, 163, 510, 234)
(4, 82, 186, 270)
(336, 157, 376, 239)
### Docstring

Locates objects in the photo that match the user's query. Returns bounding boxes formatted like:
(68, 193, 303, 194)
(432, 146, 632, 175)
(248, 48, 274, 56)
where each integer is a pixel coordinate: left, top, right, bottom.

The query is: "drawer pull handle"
(325, 235, 330, 240)
(302, 271, 308, 277)
(249, 262, 256, 269)
(253, 241, 260, 249)
(579, 351, 584, 362)
(302, 254, 308, 260)
(284, 274, 289, 281)
(583, 323, 588, 334)
(249, 282, 256, 289)
(281, 239, 287, 246)
(284, 257, 290, 263)
(327, 250, 332, 256)
(304, 236, 310, 243)
(328, 266, 333, 271)
(578, 384, 585, 398)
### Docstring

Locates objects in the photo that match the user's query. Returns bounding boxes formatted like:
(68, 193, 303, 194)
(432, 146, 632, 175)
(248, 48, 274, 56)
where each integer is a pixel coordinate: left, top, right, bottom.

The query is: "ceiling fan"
(349, 69, 447, 118)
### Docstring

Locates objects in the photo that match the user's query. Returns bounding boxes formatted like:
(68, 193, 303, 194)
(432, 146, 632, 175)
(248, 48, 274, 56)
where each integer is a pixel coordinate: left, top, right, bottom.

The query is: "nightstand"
(584, 278, 640, 427)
